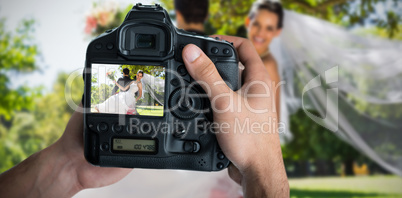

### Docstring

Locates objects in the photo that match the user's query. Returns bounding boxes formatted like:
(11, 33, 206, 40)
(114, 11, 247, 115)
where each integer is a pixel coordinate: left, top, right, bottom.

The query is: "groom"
(112, 68, 133, 95)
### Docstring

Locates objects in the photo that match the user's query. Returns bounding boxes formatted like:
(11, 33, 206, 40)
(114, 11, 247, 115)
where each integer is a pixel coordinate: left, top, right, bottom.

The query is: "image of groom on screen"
(112, 68, 133, 95)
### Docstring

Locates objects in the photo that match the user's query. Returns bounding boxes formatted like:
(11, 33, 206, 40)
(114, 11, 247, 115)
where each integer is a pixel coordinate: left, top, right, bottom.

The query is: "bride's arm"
(116, 81, 134, 91)
(136, 83, 142, 101)
(263, 58, 281, 119)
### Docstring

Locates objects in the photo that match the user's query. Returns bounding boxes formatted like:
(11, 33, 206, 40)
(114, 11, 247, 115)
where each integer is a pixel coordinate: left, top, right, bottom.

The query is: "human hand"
(55, 105, 132, 192)
(0, 104, 131, 197)
(182, 36, 289, 197)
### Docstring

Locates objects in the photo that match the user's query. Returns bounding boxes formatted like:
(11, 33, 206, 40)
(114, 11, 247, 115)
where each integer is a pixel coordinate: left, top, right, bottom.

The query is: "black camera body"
(83, 4, 239, 171)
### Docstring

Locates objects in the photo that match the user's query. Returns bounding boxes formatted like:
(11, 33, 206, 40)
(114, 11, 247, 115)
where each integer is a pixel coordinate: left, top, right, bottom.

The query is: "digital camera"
(83, 3, 239, 171)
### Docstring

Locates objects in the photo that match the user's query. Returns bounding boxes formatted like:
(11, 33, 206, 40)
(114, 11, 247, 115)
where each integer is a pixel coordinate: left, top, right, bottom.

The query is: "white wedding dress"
(95, 82, 138, 114)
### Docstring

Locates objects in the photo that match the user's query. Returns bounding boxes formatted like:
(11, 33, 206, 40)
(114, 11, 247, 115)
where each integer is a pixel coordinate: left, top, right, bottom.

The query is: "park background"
(0, 0, 401, 197)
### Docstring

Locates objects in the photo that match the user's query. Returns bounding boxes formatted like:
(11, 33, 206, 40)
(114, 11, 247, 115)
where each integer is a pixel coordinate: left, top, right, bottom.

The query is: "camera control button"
(183, 141, 193, 152)
(169, 88, 202, 120)
(170, 78, 180, 87)
(97, 122, 108, 132)
(101, 142, 109, 151)
(95, 43, 102, 50)
(211, 47, 219, 54)
(193, 142, 200, 153)
(88, 122, 95, 129)
(223, 48, 230, 55)
(112, 123, 124, 133)
(217, 152, 225, 160)
(177, 65, 187, 76)
(216, 162, 224, 170)
(107, 43, 114, 50)
(183, 141, 200, 153)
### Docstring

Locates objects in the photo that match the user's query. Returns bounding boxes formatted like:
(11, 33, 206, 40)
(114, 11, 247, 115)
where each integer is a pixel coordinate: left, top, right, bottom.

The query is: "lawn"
(289, 176, 402, 198)
(137, 105, 164, 117)
(89, 106, 164, 116)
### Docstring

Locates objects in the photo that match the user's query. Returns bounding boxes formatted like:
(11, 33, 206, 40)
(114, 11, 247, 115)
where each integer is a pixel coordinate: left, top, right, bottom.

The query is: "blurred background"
(0, 0, 401, 197)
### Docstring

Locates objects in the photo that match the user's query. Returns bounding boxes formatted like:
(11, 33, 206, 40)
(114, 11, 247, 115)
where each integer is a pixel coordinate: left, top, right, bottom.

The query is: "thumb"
(182, 44, 231, 100)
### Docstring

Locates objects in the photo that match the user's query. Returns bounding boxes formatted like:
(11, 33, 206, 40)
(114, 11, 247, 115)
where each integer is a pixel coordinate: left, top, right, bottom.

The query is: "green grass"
(137, 105, 163, 116)
(289, 176, 402, 198)
(89, 106, 164, 116)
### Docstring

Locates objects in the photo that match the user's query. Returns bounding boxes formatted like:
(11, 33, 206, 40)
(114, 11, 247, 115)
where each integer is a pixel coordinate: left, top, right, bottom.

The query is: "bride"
(245, 0, 283, 116)
(94, 70, 143, 114)
(246, 0, 402, 176)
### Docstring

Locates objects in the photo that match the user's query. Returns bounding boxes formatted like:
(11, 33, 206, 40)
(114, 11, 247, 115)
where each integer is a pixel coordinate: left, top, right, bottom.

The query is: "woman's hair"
(134, 70, 144, 81)
(248, 0, 284, 29)
(137, 70, 144, 76)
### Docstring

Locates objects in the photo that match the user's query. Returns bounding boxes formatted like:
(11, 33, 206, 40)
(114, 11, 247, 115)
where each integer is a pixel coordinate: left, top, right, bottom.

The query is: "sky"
(0, 0, 154, 91)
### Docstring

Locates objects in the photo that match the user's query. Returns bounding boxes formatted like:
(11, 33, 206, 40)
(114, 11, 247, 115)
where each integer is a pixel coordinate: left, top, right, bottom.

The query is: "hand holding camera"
(0, 4, 288, 198)
(83, 4, 239, 171)
(182, 36, 288, 195)
(29, 34, 285, 197)
(0, 31, 288, 198)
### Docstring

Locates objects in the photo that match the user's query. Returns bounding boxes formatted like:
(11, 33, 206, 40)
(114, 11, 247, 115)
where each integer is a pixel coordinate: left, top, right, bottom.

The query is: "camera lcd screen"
(112, 138, 156, 152)
(91, 63, 165, 116)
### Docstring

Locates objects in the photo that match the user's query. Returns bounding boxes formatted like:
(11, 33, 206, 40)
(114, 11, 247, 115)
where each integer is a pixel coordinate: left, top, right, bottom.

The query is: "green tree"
(280, 0, 401, 38)
(0, 19, 41, 120)
(0, 18, 42, 172)
(160, 0, 401, 38)
(282, 109, 363, 176)
(0, 72, 84, 172)
(91, 83, 113, 105)
(120, 65, 165, 80)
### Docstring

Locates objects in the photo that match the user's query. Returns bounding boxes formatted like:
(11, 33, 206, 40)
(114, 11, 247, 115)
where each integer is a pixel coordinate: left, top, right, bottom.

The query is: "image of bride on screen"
(94, 70, 143, 114)
(91, 65, 165, 116)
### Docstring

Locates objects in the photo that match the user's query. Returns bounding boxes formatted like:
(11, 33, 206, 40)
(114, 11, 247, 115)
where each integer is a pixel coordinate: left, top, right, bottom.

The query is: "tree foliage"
(0, 18, 83, 170)
(0, 73, 83, 172)
(0, 19, 41, 120)
(91, 82, 113, 105)
(160, 0, 401, 38)
(281, 0, 400, 37)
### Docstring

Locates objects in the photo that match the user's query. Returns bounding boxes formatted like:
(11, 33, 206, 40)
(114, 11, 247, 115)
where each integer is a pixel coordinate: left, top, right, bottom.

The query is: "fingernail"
(184, 45, 201, 63)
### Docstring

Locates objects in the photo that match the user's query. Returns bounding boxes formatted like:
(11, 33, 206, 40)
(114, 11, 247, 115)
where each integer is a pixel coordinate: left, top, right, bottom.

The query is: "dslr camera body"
(83, 4, 239, 171)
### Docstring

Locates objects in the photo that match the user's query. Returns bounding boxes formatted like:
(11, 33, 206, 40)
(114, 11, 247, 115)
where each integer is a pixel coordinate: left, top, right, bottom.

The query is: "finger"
(228, 163, 243, 185)
(182, 44, 232, 99)
(211, 35, 269, 85)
